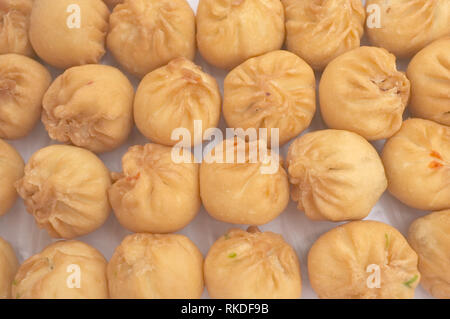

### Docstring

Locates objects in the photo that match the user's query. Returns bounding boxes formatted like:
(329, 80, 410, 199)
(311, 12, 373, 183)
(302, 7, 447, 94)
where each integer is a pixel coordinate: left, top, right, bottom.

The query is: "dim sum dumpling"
(196, 0, 285, 69)
(42, 64, 134, 153)
(205, 227, 302, 299)
(200, 137, 290, 225)
(0, 0, 33, 56)
(308, 220, 420, 299)
(12, 240, 108, 299)
(0, 54, 51, 140)
(366, 0, 450, 58)
(283, 0, 365, 70)
(107, 0, 196, 78)
(319, 46, 410, 141)
(407, 37, 450, 126)
(15, 145, 112, 239)
(223, 50, 316, 146)
(408, 210, 450, 299)
(382, 118, 450, 211)
(108, 143, 200, 234)
(107, 233, 204, 299)
(134, 58, 221, 146)
(29, 0, 109, 69)
(286, 129, 387, 221)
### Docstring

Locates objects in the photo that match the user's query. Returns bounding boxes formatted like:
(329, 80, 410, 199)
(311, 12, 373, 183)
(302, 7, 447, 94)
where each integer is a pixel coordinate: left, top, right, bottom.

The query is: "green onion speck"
(403, 275, 419, 288)
(228, 252, 237, 258)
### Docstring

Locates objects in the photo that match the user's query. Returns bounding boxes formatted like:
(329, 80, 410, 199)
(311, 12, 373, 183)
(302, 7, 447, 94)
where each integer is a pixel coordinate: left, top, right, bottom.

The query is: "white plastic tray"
(0, 0, 432, 298)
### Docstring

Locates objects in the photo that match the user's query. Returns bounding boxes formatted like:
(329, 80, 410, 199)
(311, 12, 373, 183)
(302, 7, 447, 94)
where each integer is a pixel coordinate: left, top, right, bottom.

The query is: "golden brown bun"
(108, 143, 200, 233)
(16, 145, 111, 239)
(134, 58, 221, 146)
(0, 54, 51, 140)
(107, 0, 195, 78)
(42, 64, 134, 153)
(287, 129, 387, 221)
(12, 240, 108, 299)
(29, 0, 109, 69)
(382, 118, 450, 211)
(407, 37, 450, 126)
(408, 210, 450, 299)
(197, 0, 285, 69)
(223, 50, 316, 146)
(283, 0, 365, 70)
(205, 227, 301, 299)
(107, 233, 204, 299)
(308, 220, 420, 299)
(200, 137, 290, 225)
(366, 0, 450, 58)
(0, 0, 34, 56)
(319, 46, 410, 141)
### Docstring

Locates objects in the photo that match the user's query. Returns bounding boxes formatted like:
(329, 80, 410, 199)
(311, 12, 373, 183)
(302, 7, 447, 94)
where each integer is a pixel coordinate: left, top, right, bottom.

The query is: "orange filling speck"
(429, 161, 443, 169)
(430, 151, 443, 160)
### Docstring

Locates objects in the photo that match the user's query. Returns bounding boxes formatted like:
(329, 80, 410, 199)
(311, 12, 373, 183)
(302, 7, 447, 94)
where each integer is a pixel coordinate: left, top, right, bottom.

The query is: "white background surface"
(0, 0, 433, 298)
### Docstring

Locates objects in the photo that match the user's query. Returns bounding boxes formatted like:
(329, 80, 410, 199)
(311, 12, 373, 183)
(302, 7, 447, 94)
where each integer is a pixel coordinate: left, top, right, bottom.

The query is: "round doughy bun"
(134, 58, 221, 146)
(308, 220, 420, 299)
(283, 0, 365, 70)
(319, 46, 410, 141)
(407, 37, 450, 126)
(12, 240, 108, 299)
(408, 210, 450, 299)
(0, 139, 24, 217)
(205, 227, 301, 299)
(29, 0, 109, 69)
(197, 0, 285, 69)
(382, 118, 450, 211)
(286, 130, 387, 221)
(0, 53, 51, 140)
(15, 145, 111, 239)
(0, 237, 18, 299)
(223, 50, 316, 146)
(0, 0, 33, 56)
(200, 137, 290, 225)
(107, 0, 196, 78)
(366, 0, 450, 58)
(108, 143, 200, 233)
(42, 64, 134, 153)
(107, 233, 204, 299)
